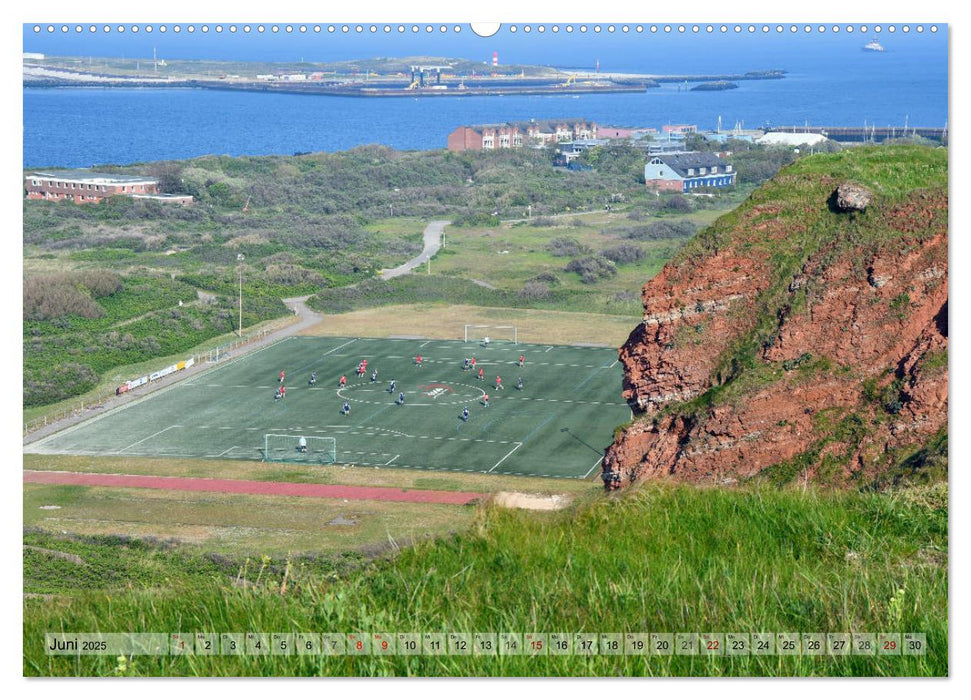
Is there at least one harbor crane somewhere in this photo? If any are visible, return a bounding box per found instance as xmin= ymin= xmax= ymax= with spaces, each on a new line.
xmin=407 ymin=65 xmax=452 ymax=89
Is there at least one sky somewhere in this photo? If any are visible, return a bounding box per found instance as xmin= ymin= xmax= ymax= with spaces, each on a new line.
xmin=21 ymin=21 xmax=947 ymax=76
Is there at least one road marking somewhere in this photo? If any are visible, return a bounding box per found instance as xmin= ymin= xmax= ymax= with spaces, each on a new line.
xmin=488 ymin=442 xmax=523 ymax=473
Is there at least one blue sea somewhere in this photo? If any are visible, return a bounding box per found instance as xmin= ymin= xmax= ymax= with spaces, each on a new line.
xmin=22 ymin=25 xmax=948 ymax=168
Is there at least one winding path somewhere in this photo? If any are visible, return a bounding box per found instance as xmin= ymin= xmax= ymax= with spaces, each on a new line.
xmin=380 ymin=220 xmax=450 ymax=280
xmin=25 ymin=218 xmax=446 ymax=443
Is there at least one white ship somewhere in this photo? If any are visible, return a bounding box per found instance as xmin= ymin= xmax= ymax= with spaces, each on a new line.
xmin=863 ymin=38 xmax=885 ymax=52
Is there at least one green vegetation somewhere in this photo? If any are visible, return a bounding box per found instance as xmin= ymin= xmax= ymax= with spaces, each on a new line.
xmin=22 ymin=139 xmax=808 ymax=410
xmin=24 ymin=482 xmax=947 ymax=676
xmin=664 ymin=145 xmax=947 ymax=413
xmin=21 ymin=140 xmax=948 ymax=678
xmin=23 ymin=271 xmax=286 ymax=407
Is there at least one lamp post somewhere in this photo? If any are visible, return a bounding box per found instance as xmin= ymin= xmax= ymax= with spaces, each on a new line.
xmin=237 ymin=253 xmax=245 ymax=337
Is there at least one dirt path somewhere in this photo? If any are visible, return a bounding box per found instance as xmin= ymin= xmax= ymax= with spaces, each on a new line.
xmin=380 ymin=220 xmax=450 ymax=280
xmin=23 ymin=296 xmax=322 ymax=445
xmin=23 ymin=470 xmax=485 ymax=505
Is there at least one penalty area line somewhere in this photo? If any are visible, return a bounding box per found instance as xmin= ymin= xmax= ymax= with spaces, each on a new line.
xmin=487 ymin=442 xmax=523 ymax=473
xmin=321 ymin=338 xmax=358 ymax=357
xmin=117 ymin=425 xmax=182 ymax=454
xmin=584 ymin=456 xmax=604 ymax=479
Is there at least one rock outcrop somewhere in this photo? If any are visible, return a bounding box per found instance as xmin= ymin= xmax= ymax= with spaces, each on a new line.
xmin=834 ymin=182 xmax=873 ymax=211
xmin=603 ymin=147 xmax=947 ymax=489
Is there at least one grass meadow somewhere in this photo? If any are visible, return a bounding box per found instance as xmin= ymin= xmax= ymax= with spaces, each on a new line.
xmin=24 ymin=482 xmax=947 ymax=676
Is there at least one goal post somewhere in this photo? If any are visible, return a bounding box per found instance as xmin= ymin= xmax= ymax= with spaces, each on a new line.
xmin=464 ymin=324 xmax=518 ymax=345
xmin=263 ymin=434 xmax=337 ymax=465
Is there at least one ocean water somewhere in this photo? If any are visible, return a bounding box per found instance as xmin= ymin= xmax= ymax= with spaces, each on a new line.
xmin=22 ymin=27 xmax=948 ymax=168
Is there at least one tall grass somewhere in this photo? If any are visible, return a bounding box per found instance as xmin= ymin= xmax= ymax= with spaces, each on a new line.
xmin=24 ymin=483 xmax=947 ymax=676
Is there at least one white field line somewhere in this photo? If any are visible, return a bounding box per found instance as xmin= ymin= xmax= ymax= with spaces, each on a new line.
xmin=25 ymin=336 xmax=296 ymax=449
xmin=321 ymin=338 xmax=358 ymax=357
xmin=385 ymin=454 xmax=400 ymax=465
xmin=117 ymin=425 xmax=182 ymax=454
xmin=217 ymin=445 xmax=238 ymax=457
xmin=488 ymin=442 xmax=524 ymax=473
xmin=584 ymin=456 xmax=604 ymax=479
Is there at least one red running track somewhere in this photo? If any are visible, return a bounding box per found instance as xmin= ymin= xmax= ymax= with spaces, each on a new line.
xmin=23 ymin=470 xmax=485 ymax=505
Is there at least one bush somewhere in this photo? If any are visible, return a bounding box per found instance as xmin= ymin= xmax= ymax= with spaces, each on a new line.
xmin=664 ymin=195 xmax=693 ymax=213
xmin=620 ymin=220 xmax=697 ymax=240
xmin=519 ymin=281 xmax=550 ymax=300
xmin=602 ymin=243 xmax=645 ymax=264
xmin=546 ymin=237 xmax=588 ymax=257
xmin=564 ymin=255 xmax=618 ymax=284
xmin=23 ymin=271 xmax=123 ymax=321
xmin=527 ymin=272 xmax=561 ymax=287
xmin=23 ymin=362 xmax=99 ymax=406
xmin=452 ymin=211 xmax=500 ymax=227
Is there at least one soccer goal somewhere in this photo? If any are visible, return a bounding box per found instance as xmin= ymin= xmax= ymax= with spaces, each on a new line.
xmin=464 ymin=324 xmax=518 ymax=345
xmin=263 ymin=434 xmax=337 ymax=465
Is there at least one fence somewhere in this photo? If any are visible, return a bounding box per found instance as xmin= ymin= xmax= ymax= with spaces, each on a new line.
xmin=23 ymin=318 xmax=293 ymax=437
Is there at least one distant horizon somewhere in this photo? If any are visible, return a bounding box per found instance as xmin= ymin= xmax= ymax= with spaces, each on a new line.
xmin=22 ymin=22 xmax=947 ymax=167
xmin=22 ymin=23 xmax=946 ymax=76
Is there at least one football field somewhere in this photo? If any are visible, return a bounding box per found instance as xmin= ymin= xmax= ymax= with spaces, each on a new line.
xmin=26 ymin=336 xmax=630 ymax=479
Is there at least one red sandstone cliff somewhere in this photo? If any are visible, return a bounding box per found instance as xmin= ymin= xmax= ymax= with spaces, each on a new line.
xmin=602 ymin=148 xmax=948 ymax=489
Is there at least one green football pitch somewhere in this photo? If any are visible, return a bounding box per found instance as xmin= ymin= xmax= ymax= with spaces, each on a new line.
xmin=27 ymin=337 xmax=631 ymax=479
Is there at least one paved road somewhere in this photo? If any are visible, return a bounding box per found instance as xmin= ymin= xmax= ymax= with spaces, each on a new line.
xmin=380 ymin=220 xmax=450 ymax=280
xmin=24 ymin=470 xmax=485 ymax=505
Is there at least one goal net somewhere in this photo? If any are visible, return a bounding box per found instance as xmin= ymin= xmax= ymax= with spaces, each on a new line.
xmin=464 ymin=324 xmax=518 ymax=345
xmin=263 ymin=434 xmax=337 ymax=465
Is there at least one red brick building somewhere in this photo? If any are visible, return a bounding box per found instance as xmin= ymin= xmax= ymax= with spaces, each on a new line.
xmin=447 ymin=120 xmax=597 ymax=152
xmin=25 ymin=170 xmax=171 ymax=204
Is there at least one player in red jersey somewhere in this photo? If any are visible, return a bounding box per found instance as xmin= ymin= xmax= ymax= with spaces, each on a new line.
xmin=415 ymin=354 xmax=423 ymax=367
xmin=496 ymin=375 xmax=503 ymax=390
xmin=478 ymin=367 xmax=485 ymax=381
xmin=339 ymin=375 xmax=347 ymax=388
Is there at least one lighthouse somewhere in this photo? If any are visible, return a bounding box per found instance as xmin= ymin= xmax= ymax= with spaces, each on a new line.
xmin=493 ymin=51 xmax=498 ymax=67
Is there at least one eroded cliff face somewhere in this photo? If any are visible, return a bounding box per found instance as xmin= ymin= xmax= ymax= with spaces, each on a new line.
xmin=602 ymin=149 xmax=947 ymax=489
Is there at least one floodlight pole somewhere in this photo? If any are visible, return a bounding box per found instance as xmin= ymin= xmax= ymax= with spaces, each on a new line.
xmin=237 ymin=253 xmax=245 ymax=337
